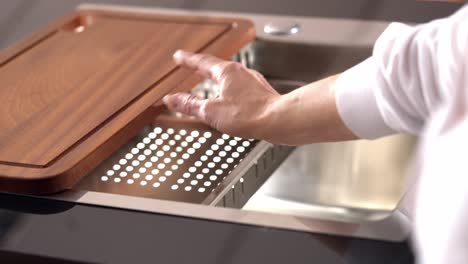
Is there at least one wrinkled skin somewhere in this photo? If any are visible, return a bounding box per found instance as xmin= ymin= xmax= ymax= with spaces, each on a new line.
xmin=163 ymin=50 xmax=357 ymax=145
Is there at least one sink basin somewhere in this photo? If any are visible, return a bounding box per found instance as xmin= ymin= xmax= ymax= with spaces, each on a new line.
xmin=243 ymin=40 xmax=372 ymax=83
xmin=244 ymin=136 xmax=416 ymax=221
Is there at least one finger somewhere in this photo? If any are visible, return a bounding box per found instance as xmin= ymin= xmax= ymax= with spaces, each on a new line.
xmin=162 ymin=93 xmax=208 ymax=121
xmin=173 ymin=50 xmax=233 ymax=82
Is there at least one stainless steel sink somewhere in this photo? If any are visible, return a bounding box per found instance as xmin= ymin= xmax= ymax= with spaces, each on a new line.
xmin=47 ymin=4 xmax=416 ymax=241
xmin=244 ymin=136 xmax=416 ymax=222
xmin=88 ymin=2 xmax=417 ymax=224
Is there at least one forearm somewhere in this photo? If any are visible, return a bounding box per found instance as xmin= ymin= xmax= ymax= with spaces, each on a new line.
xmin=260 ymin=75 xmax=358 ymax=145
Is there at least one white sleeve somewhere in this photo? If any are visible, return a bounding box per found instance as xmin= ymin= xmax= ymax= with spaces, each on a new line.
xmin=335 ymin=4 xmax=468 ymax=139
xmin=335 ymin=5 xmax=468 ymax=264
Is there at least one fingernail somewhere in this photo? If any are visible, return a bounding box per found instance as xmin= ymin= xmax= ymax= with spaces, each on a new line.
xmin=173 ymin=50 xmax=186 ymax=63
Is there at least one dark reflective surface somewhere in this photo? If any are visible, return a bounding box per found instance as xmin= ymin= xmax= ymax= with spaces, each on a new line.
xmin=0 ymin=192 xmax=414 ymax=264
xmin=0 ymin=250 xmax=87 ymax=264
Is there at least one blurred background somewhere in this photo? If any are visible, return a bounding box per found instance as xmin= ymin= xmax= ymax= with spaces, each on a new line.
xmin=0 ymin=0 xmax=462 ymax=50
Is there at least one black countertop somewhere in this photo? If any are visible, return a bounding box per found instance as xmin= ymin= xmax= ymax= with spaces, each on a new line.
xmin=0 ymin=193 xmax=414 ymax=264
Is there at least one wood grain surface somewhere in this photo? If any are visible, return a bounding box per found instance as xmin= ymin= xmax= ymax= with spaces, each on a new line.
xmin=0 ymin=9 xmax=255 ymax=194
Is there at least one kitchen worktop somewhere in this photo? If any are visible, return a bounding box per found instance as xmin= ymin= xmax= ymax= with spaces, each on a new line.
xmin=0 ymin=193 xmax=414 ymax=264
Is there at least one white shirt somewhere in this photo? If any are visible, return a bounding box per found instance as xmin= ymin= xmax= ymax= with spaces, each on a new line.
xmin=335 ymin=4 xmax=468 ymax=264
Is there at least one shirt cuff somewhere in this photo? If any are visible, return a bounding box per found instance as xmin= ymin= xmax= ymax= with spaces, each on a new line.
xmin=335 ymin=57 xmax=396 ymax=139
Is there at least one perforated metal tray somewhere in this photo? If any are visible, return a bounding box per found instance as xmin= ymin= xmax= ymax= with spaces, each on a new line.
xmin=75 ymin=114 xmax=293 ymax=208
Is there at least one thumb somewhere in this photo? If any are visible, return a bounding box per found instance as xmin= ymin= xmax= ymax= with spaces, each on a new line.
xmin=163 ymin=93 xmax=207 ymax=120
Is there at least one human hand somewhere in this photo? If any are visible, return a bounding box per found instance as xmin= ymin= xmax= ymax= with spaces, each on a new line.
xmin=163 ymin=50 xmax=280 ymax=139
xmin=164 ymin=50 xmax=357 ymax=145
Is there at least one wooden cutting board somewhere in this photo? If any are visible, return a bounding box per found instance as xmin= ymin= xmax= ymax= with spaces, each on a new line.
xmin=0 ymin=9 xmax=255 ymax=194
